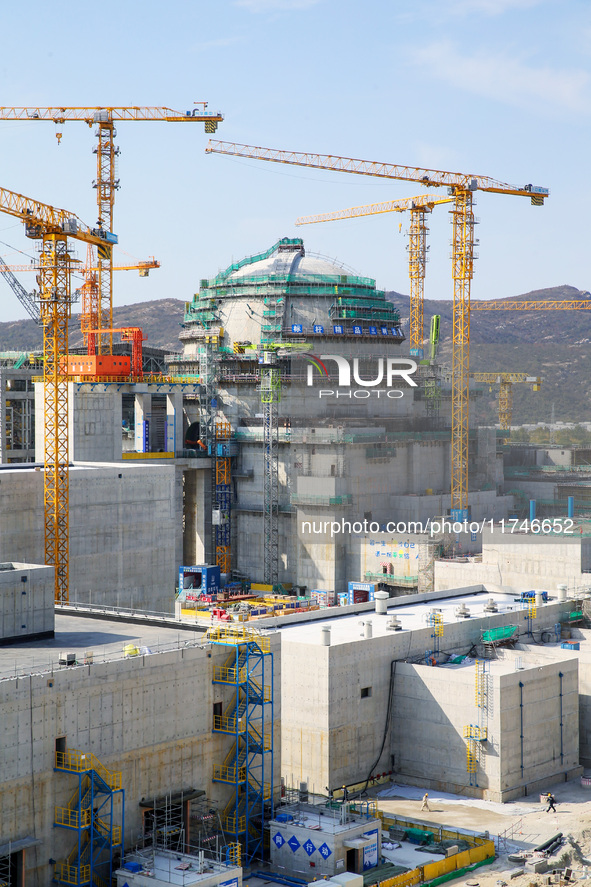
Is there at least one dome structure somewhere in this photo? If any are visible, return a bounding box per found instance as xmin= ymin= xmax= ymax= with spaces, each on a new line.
xmin=185 ymin=237 xmax=404 ymax=348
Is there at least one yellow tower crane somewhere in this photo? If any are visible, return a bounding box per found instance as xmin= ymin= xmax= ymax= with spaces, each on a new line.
xmin=0 ymin=185 xmax=118 ymax=603
xmin=0 ymin=105 xmax=222 ymax=351
xmin=471 ymin=372 xmax=541 ymax=433
xmin=206 ymin=140 xmax=549 ymax=518
xmin=471 ymin=298 xmax=591 ymax=311
xmin=296 ymin=193 xmax=452 ymax=357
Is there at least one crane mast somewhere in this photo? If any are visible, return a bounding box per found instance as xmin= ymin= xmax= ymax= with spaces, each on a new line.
xmin=0 ymin=184 xmax=117 ymax=603
xmin=208 ymin=140 xmax=548 ymax=517
xmin=0 ymin=104 xmax=223 ymax=352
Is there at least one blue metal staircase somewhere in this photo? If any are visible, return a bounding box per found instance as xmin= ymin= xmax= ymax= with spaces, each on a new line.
xmin=53 ymin=750 xmax=124 ymax=886
xmin=210 ymin=625 xmax=274 ymax=862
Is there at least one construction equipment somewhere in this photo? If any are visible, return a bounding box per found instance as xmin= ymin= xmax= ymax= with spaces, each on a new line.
xmin=0 ymin=184 xmax=118 ymax=603
xmin=472 ymin=298 xmax=591 ymax=311
xmin=0 ymin=105 xmax=222 ymax=351
xmin=296 ymin=193 xmax=452 ymax=357
xmin=0 ymin=257 xmax=159 ymax=274
xmin=206 ymin=140 xmax=549 ymax=518
xmin=471 ymin=372 xmax=541 ymax=433
xmin=78 ymin=246 xmax=156 ymax=353
xmin=0 ymin=254 xmax=41 ymax=323
xmin=85 ymin=327 xmax=146 ymax=379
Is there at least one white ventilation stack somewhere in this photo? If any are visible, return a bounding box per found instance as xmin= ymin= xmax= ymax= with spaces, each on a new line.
xmin=557 ymin=584 xmax=567 ymax=602
xmin=321 ymin=625 xmax=331 ymax=646
xmin=375 ymin=590 xmax=389 ymax=614
xmin=364 ymin=620 xmax=373 ymax=639
xmin=455 ymin=603 xmax=471 ymax=618
xmin=484 ymin=598 xmax=498 ymax=613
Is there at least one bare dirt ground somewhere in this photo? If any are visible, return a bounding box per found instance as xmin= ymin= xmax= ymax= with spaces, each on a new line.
xmin=371 ymin=777 xmax=591 ymax=887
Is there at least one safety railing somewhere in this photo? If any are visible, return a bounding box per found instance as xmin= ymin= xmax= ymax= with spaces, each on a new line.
xmin=214 ymin=713 xmax=247 ymax=733
xmin=213 ymin=763 xmax=247 ymax=783
xmin=55 ymin=750 xmax=122 ymax=790
xmin=53 ymin=862 xmax=91 ymax=885
xmin=208 ymin=624 xmax=271 ymax=652
xmin=212 ymin=664 xmax=249 ymax=685
xmin=54 ymin=805 xmax=91 ymax=829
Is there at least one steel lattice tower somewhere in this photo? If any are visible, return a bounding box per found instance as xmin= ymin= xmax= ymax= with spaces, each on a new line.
xmin=261 ymin=356 xmax=280 ymax=586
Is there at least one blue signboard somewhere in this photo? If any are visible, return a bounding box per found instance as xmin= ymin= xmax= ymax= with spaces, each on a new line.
xmin=352 ymin=325 xmax=362 ymax=335
xmin=313 ymin=325 xmax=324 ymax=334
xmin=303 ymin=839 xmax=316 ymax=856
xmin=369 ymin=326 xmax=377 ymax=335
xmin=381 ymin=326 xmax=389 ymax=335
xmin=273 ymin=832 xmax=285 ymax=848
xmin=291 ymin=324 xmax=303 ymax=333
xmin=363 ymin=829 xmax=379 ymax=870
xmin=288 ymin=836 xmax=301 ymax=852
xmin=318 ymin=843 xmax=332 ymax=859
xmin=333 ymin=324 xmax=344 ymax=334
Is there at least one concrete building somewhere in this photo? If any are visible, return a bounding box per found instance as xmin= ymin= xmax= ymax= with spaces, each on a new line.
xmin=269 ymin=801 xmax=381 ymax=878
xmin=175 ymin=237 xmax=513 ymax=591
xmin=0 ymin=561 xmax=54 ymax=644
xmin=434 ymin=527 xmax=591 ymax=594
xmin=0 ymin=460 xmax=210 ymax=613
xmin=0 ymin=612 xmax=280 ymax=886
xmin=0 ymin=356 xmax=40 ymax=463
xmin=279 ymin=586 xmax=583 ymax=802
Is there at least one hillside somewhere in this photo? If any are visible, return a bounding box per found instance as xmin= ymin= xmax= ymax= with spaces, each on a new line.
xmin=387 ymin=284 xmax=591 ymax=425
xmin=0 ymin=285 xmax=589 ymax=424
xmin=0 ymin=298 xmax=187 ymax=354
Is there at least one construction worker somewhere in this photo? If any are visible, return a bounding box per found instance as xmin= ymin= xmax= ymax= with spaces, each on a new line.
xmin=421 ymin=792 xmax=430 ymax=811
xmin=546 ymin=793 xmax=557 ymax=813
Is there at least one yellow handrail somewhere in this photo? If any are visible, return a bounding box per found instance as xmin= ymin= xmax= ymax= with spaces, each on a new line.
xmin=55 ymin=750 xmax=122 ymax=789
xmin=54 ymin=862 xmax=91 ymax=885
xmin=54 ymin=805 xmax=91 ymax=829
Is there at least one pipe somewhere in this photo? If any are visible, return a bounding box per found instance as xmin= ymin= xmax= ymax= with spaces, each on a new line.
xmin=529 ymin=500 xmax=536 ymax=521
xmin=519 ymin=681 xmax=524 ymax=777
xmin=559 ymin=672 xmax=564 ymax=764
xmin=535 ymin=833 xmax=562 ymax=853
xmin=568 ymin=496 xmax=574 ymax=518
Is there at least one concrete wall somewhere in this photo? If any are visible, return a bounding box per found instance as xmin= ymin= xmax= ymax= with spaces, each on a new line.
xmin=435 ymin=532 xmax=591 ymax=594
xmin=0 ymin=562 xmax=54 ymax=643
xmin=0 ymin=464 xmax=186 ymax=613
xmin=0 ymin=632 xmax=281 ymax=887
xmin=281 ymin=599 xmax=580 ymax=800
xmin=392 ymin=658 xmax=579 ymax=801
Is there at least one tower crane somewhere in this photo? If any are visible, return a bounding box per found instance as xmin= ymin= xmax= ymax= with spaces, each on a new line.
xmin=0 ymin=184 xmax=118 ymax=603
xmin=0 ymin=105 xmax=222 ymax=352
xmin=471 ymin=373 xmax=541 ymax=433
xmin=206 ymin=140 xmax=549 ymax=518
xmin=296 ymin=193 xmax=452 ymax=357
xmin=0 ymin=255 xmax=41 ymax=322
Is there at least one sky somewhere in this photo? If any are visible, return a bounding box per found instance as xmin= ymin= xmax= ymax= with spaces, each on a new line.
xmin=0 ymin=0 xmax=588 ymax=323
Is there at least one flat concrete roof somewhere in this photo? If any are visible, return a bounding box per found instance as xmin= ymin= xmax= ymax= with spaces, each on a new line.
xmin=279 ymin=589 xmax=535 ymax=645
xmin=0 ymin=612 xmax=205 ymax=681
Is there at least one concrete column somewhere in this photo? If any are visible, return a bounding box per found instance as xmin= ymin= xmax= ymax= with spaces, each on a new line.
xmin=134 ymin=393 xmax=151 ymax=453
xmin=165 ymin=392 xmax=183 ymax=454
xmin=183 ymin=467 xmax=211 ymax=565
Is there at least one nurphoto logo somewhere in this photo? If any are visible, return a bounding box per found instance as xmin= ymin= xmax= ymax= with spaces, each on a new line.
xmin=305 ymin=354 xmax=418 ymax=399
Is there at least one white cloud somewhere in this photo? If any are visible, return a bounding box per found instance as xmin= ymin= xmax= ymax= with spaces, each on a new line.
xmin=235 ymin=0 xmax=320 ymax=11
xmin=409 ymin=40 xmax=590 ymax=114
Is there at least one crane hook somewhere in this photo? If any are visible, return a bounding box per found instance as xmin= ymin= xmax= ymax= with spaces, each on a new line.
xmin=56 ymin=132 xmax=63 ymax=145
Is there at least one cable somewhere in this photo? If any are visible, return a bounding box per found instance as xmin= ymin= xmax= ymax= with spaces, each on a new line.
xmin=356 ymin=659 xmax=397 ymax=797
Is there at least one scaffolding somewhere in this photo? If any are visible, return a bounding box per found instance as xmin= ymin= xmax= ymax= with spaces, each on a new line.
xmin=53 ymin=748 xmax=124 ymax=887
xmin=260 ymin=353 xmax=281 ymax=586
xmin=209 ymin=625 xmax=274 ymax=863
xmin=0 ymin=852 xmax=10 ymax=887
